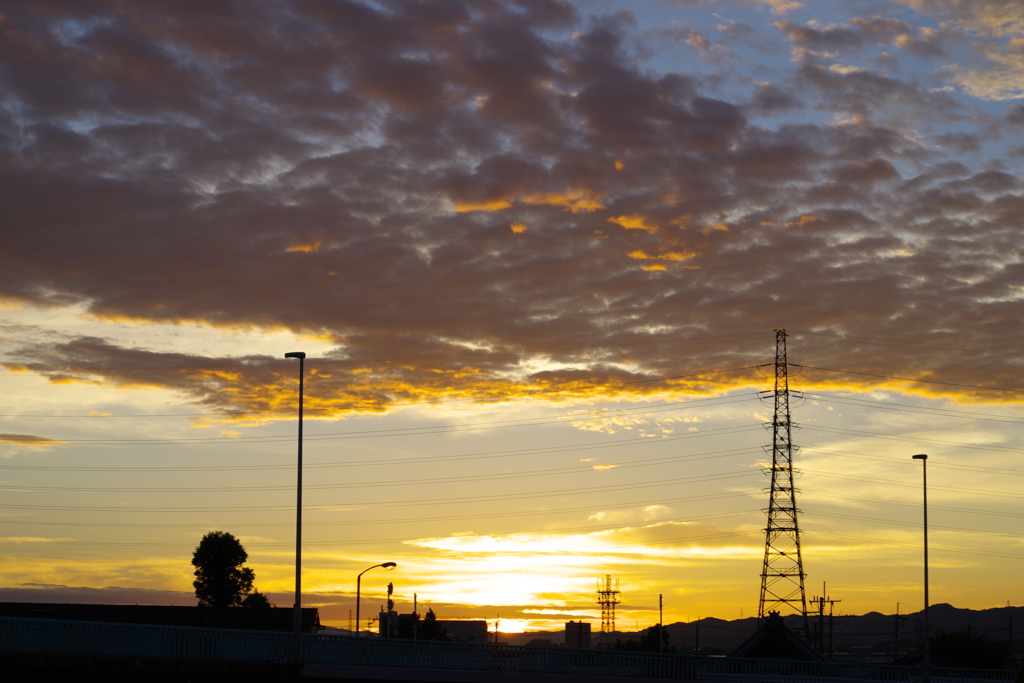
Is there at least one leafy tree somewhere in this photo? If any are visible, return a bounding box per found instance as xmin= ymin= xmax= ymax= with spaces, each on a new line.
xmin=930 ymin=630 xmax=1011 ymax=669
xmin=238 ymin=588 xmax=274 ymax=629
xmin=417 ymin=607 xmax=444 ymax=640
xmin=192 ymin=531 xmax=257 ymax=609
xmin=241 ymin=590 xmax=272 ymax=609
xmin=615 ymin=626 xmax=674 ymax=653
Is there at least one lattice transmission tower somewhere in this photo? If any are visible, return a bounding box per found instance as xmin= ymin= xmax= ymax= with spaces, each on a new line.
xmin=757 ymin=329 xmax=809 ymax=636
xmin=597 ymin=575 xmax=620 ymax=633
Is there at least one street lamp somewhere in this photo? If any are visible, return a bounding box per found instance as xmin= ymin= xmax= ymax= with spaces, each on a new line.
xmin=356 ymin=562 xmax=397 ymax=637
xmin=285 ymin=351 xmax=306 ymax=663
xmin=912 ymin=453 xmax=929 ymax=683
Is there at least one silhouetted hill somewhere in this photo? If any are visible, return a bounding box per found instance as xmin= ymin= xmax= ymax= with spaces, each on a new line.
xmin=507 ymin=605 xmax=1023 ymax=657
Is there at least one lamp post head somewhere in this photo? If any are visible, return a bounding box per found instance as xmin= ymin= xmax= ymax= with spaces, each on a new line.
xmin=285 ymin=351 xmax=306 ymax=360
xmin=383 ymin=562 xmax=397 ymax=570
xmin=912 ymin=454 xmax=928 ymax=460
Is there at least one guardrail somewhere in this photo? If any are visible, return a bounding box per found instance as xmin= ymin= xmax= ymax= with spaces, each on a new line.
xmin=1 ymin=616 xmax=1018 ymax=682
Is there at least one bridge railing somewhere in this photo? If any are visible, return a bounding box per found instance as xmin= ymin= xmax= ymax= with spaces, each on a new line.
xmin=1 ymin=616 xmax=1017 ymax=682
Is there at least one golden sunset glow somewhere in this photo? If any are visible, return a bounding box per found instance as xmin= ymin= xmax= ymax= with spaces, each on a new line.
xmin=3 ymin=0 xmax=1024 ymax=639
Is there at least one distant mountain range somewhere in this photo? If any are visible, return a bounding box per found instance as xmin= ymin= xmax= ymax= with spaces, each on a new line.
xmin=502 ymin=604 xmax=1023 ymax=656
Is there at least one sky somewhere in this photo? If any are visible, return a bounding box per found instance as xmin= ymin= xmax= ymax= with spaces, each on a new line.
xmin=2 ymin=0 xmax=1024 ymax=635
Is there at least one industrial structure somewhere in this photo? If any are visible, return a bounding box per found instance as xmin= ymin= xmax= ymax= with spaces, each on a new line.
xmin=757 ymin=329 xmax=810 ymax=636
xmin=597 ymin=575 xmax=620 ymax=634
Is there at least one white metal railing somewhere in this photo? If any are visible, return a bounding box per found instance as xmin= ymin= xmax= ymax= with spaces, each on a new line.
xmin=1 ymin=617 xmax=1017 ymax=682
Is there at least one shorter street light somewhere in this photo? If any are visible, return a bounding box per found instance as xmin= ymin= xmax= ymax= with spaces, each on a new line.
xmin=356 ymin=562 xmax=397 ymax=637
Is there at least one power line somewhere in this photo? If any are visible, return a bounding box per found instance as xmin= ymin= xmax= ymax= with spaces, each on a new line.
xmin=0 ymin=439 xmax=760 ymax=474
xmin=0 ymin=470 xmax=762 ymax=512
xmin=802 ymin=529 xmax=1024 ymax=561
xmin=0 ymin=387 xmax=761 ymax=436
xmin=803 ymin=393 xmax=1024 ymax=426
xmin=8 ymin=512 xmax=763 ymax=551
xmin=0 ymin=492 xmax=758 ymax=529
xmin=808 ymin=490 xmax=1024 ymax=521
xmin=802 ymin=423 xmax=1024 ymax=457
xmin=802 ymin=468 xmax=1024 ymax=501
xmin=804 ymin=508 xmax=1024 ymax=540
xmin=0 ymin=446 xmax=763 ymax=494
xmin=0 ymin=396 xmax=762 ymax=446
xmin=801 ymin=447 xmax=1024 ymax=478
xmin=795 ymin=331 xmax=1024 ymax=357
xmin=1 ymin=527 xmax=766 ymax=553
xmin=797 ymin=364 xmax=1024 ymax=395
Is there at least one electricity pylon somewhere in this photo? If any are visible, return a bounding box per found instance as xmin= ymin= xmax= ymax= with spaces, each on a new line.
xmin=597 ymin=575 xmax=620 ymax=633
xmin=757 ymin=329 xmax=809 ymax=636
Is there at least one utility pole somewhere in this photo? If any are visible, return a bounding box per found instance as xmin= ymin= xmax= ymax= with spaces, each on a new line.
xmin=827 ymin=596 xmax=841 ymax=657
xmin=810 ymin=593 xmax=825 ymax=652
xmin=659 ymin=594 xmax=664 ymax=654
xmin=758 ymin=329 xmax=809 ymax=638
xmin=893 ymin=602 xmax=908 ymax=657
xmin=810 ymin=583 xmax=840 ymax=655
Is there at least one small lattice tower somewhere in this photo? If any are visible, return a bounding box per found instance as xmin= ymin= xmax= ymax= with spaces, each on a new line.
xmin=757 ymin=329 xmax=809 ymax=636
xmin=597 ymin=575 xmax=620 ymax=633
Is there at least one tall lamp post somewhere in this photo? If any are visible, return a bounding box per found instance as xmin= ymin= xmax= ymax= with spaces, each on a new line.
xmin=285 ymin=351 xmax=306 ymax=663
xmin=912 ymin=453 xmax=929 ymax=683
xmin=356 ymin=562 xmax=397 ymax=637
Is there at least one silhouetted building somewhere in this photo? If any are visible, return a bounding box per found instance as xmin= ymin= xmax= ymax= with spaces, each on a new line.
xmin=565 ymin=620 xmax=592 ymax=649
xmin=438 ymin=620 xmax=489 ymax=643
xmin=379 ymin=612 xmax=489 ymax=643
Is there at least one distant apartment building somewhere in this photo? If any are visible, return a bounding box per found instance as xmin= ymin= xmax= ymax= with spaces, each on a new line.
xmin=565 ymin=620 xmax=592 ymax=649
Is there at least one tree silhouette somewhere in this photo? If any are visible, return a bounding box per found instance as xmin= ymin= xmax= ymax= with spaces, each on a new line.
xmin=192 ymin=531 xmax=257 ymax=609
xmin=418 ymin=607 xmax=444 ymax=640
xmin=930 ymin=630 xmax=1011 ymax=669
xmin=615 ymin=625 xmax=674 ymax=653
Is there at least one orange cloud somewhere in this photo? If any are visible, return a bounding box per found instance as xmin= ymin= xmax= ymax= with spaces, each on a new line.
xmin=454 ymin=198 xmax=514 ymax=212
xmin=510 ymin=221 xmax=527 ymax=233
xmin=608 ymin=215 xmax=659 ymax=233
xmin=455 ymin=189 xmax=604 ymax=214
xmin=0 ymin=433 xmax=64 ymax=445
xmin=286 ymin=241 xmax=322 ymax=253
xmin=522 ymin=189 xmax=605 ymax=213
xmin=787 ymin=215 xmax=825 ymax=228
xmin=699 ymin=222 xmax=729 ymax=235
xmin=627 ymin=249 xmax=698 ymax=262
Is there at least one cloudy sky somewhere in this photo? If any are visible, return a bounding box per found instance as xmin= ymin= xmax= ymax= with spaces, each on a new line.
xmin=3 ymin=0 xmax=1024 ymax=634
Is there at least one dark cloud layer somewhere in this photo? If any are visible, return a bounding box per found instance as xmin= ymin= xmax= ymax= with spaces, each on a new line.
xmin=2 ymin=1 xmax=1024 ymax=412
